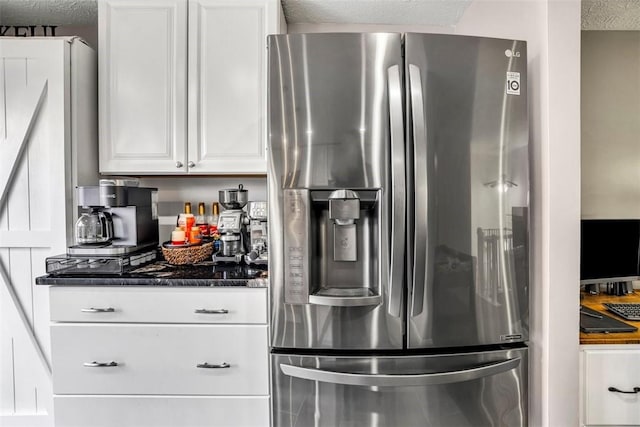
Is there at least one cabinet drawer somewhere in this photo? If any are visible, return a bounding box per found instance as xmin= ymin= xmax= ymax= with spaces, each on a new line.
xmin=583 ymin=349 xmax=640 ymax=425
xmin=54 ymin=395 xmax=269 ymax=427
xmin=50 ymin=286 xmax=267 ymax=324
xmin=52 ymin=324 xmax=269 ymax=395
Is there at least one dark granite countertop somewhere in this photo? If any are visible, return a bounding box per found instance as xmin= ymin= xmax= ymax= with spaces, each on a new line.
xmin=36 ymin=260 xmax=268 ymax=287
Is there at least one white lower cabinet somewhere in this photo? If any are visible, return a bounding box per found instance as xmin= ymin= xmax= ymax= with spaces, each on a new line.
xmin=54 ymin=396 xmax=269 ymax=427
xmin=580 ymin=345 xmax=640 ymax=426
xmin=50 ymin=286 xmax=270 ymax=427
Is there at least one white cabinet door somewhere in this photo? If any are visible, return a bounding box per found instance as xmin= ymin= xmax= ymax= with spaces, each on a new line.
xmin=187 ymin=0 xmax=280 ymax=174
xmin=99 ymin=0 xmax=188 ymax=174
xmin=51 ymin=324 xmax=269 ymax=395
xmin=582 ymin=348 xmax=640 ymax=426
xmin=55 ymin=395 xmax=269 ymax=427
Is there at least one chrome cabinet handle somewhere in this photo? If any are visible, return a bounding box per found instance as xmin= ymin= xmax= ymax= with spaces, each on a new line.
xmin=194 ymin=309 xmax=229 ymax=314
xmin=83 ymin=361 xmax=118 ymax=368
xmin=280 ymin=357 xmax=520 ymax=387
xmin=387 ymin=63 xmax=406 ymax=318
xmin=176 ymin=161 xmax=183 ymax=168
xmin=81 ymin=307 xmax=115 ymax=313
xmin=188 ymin=161 xmax=196 ymax=168
xmin=197 ymin=362 xmax=230 ymax=369
xmin=608 ymin=386 xmax=640 ymax=394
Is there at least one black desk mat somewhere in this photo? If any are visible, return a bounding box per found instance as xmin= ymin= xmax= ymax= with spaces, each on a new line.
xmin=580 ymin=305 xmax=638 ymax=333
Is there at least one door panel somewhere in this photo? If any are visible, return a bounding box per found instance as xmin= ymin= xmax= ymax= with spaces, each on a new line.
xmin=406 ymin=33 xmax=529 ymax=348
xmin=272 ymin=348 xmax=528 ymax=427
xmin=268 ymin=33 xmax=404 ymax=350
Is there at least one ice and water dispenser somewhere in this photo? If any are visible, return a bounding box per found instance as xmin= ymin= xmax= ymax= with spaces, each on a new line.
xmin=283 ymin=188 xmax=382 ymax=307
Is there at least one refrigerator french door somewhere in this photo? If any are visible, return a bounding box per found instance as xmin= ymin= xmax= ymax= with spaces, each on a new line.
xmin=268 ymin=32 xmax=529 ymax=427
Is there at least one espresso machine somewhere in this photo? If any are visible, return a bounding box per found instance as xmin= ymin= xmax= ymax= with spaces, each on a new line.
xmin=213 ymin=184 xmax=248 ymax=264
xmin=244 ymin=201 xmax=268 ymax=266
xmin=45 ymin=179 xmax=159 ymax=275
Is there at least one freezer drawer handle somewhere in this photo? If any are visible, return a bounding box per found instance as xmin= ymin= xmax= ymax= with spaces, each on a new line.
xmin=280 ymin=357 xmax=520 ymax=387
xmin=81 ymin=307 xmax=115 ymax=313
xmin=608 ymin=386 xmax=640 ymax=394
xmin=83 ymin=361 xmax=118 ymax=368
xmin=194 ymin=308 xmax=229 ymax=314
xmin=197 ymin=362 xmax=231 ymax=369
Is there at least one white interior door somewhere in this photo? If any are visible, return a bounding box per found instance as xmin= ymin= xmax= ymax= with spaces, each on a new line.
xmin=0 ymin=39 xmax=75 ymax=427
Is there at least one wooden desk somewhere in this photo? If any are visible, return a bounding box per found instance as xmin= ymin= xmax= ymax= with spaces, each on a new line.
xmin=580 ymin=291 xmax=640 ymax=344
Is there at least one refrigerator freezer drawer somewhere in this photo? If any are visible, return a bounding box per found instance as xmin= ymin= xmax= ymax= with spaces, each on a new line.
xmin=272 ymin=347 xmax=527 ymax=427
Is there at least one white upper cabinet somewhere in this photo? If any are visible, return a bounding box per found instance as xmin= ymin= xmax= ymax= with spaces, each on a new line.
xmin=99 ymin=0 xmax=188 ymax=173
xmin=99 ymin=0 xmax=285 ymax=175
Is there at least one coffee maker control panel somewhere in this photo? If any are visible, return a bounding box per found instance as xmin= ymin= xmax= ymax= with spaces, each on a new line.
xmin=248 ymin=201 xmax=268 ymax=220
xmin=218 ymin=213 xmax=242 ymax=233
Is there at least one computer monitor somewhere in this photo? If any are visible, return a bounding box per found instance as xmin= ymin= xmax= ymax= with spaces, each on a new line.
xmin=580 ymin=219 xmax=640 ymax=285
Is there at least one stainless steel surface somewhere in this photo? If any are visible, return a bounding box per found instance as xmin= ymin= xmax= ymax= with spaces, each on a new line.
xmin=282 ymin=189 xmax=310 ymax=305
xmin=408 ymin=63 xmax=428 ymax=318
xmin=272 ymin=348 xmax=527 ymax=427
xmin=308 ymin=287 xmax=382 ymax=307
xmin=81 ymin=307 xmax=115 ymax=313
xmin=245 ymin=201 xmax=269 ymax=265
xmin=196 ymin=362 xmax=231 ymax=369
xmin=405 ymin=33 xmax=529 ymax=348
xmin=280 ymin=357 xmax=520 ymax=387
xmin=269 ymin=33 xmax=403 ymax=350
xmin=194 ymin=308 xmax=229 ymax=314
xmin=387 ymin=63 xmax=405 ymax=318
xmin=219 ymin=233 xmax=242 ymax=257
xmin=218 ymin=184 xmax=248 ymax=210
xmin=83 ymin=361 xmax=118 ymax=368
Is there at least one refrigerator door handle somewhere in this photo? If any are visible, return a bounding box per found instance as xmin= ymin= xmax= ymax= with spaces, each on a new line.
xmin=409 ymin=63 xmax=428 ymax=317
xmin=387 ymin=64 xmax=405 ymax=318
xmin=280 ymin=357 xmax=521 ymax=387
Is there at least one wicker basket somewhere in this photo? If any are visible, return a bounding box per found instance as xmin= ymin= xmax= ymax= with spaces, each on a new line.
xmin=161 ymin=241 xmax=214 ymax=265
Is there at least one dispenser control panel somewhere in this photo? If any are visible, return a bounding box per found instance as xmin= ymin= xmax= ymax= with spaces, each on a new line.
xmin=283 ymin=189 xmax=309 ymax=304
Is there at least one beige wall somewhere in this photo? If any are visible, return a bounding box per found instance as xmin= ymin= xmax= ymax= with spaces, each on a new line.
xmin=582 ymin=31 xmax=640 ymax=218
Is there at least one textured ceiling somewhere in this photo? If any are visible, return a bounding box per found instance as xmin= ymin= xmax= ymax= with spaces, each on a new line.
xmin=0 ymin=0 xmax=97 ymax=26
xmin=582 ymin=0 xmax=640 ymax=30
xmin=282 ymin=0 xmax=471 ymax=26
xmin=0 ymin=0 xmax=638 ymax=30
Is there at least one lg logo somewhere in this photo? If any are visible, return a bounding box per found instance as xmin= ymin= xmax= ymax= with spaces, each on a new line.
xmin=504 ymin=49 xmax=521 ymax=58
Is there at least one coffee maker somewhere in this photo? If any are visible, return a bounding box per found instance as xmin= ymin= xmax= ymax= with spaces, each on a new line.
xmin=213 ymin=184 xmax=248 ymax=264
xmin=68 ymin=178 xmax=159 ymax=255
xmin=244 ymin=201 xmax=268 ymax=265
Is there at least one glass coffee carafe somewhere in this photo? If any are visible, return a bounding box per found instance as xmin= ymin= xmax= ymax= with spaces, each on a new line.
xmin=75 ymin=209 xmax=114 ymax=245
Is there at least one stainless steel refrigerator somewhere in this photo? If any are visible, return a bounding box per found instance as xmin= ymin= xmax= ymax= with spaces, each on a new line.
xmin=267 ymin=33 xmax=529 ymax=427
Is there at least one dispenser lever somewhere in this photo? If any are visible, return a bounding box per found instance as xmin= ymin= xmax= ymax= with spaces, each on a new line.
xmin=328 ymin=190 xmax=360 ymax=262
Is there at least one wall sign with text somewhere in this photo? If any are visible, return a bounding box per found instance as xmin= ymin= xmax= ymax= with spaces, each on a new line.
xmin=0 ymin=26 xmax=58 ymax=37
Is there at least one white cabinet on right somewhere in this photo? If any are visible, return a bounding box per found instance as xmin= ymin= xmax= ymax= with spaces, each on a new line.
xmin=99 ymin=0 xmax=285 ymax=175
xmin=580 ymin=345 xmax=640 ymax=426
xmin=188 ymin=0 xmax=282 ymax=174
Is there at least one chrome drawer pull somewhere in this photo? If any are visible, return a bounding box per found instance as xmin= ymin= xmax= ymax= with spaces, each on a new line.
xmin=81 ymin=307 xmax=115 ymax=313
xmin=194 ymin=309 xmax=229 ymax=314
xmin=608 ymin=386 xmax=640 ymax=394
xmin=83 ymin=361 xmax=118 ymax=368
xmin=197 ymin=362 xmax=231 ymax=369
